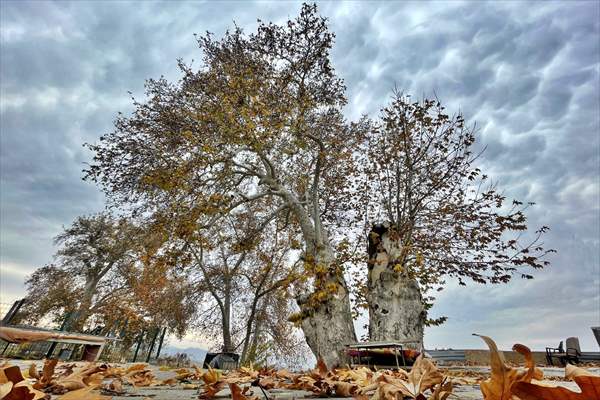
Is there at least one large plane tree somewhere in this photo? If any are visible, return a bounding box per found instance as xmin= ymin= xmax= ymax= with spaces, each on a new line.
xmin=361 ymin=94 xmax=553 ymax=348
xmin=85 ymin=4 xmax=551 ymax=366
xmin=86 ymin=4 xmax=363 ymax=366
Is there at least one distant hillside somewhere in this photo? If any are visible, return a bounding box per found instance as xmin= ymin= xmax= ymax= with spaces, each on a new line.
xmin=161 ymin=345 xmax=207 ymax=364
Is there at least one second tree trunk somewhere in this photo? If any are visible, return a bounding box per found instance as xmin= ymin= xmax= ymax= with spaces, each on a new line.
xmin=366 ymin=223 xmax=426 ymax=349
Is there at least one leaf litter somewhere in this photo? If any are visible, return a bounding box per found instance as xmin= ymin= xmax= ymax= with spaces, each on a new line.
xmin=0 ymin=335 xmax=598 ymax=399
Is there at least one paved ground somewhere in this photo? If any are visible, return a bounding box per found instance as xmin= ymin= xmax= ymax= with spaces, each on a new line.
xmin=3 ymin=360 xmax=593 ymax=399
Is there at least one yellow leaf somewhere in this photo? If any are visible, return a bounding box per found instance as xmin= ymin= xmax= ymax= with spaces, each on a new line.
xmin=201 ymin=367 xmax=221 ymax=385
xmin=474 ymin=334 xmax=542 ymax=400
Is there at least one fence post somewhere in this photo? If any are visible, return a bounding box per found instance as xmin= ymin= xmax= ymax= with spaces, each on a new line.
xmin=155 ymin=327 xmax=167 ymax=360
xmin=1 ymin=299 xmax=26 ymax=325
xmin=132 ymin=330 xmax=145 ymax=363
xmin=145 ymin=327 xmax=160 ymax=363
xmin=1 ymin=301 xmax=18 ymax=325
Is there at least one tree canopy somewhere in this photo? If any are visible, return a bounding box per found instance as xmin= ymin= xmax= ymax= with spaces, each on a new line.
xmin=80 ymin=3 xmax=552 ymax=366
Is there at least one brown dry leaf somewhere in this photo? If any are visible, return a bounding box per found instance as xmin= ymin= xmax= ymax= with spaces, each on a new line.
xmin=239 ymin=365 xmax=260 ymax=379
xmin=28 ymin=363 xmax=39 ymax=380
xmin=161 ymin=377 xmax=178 ymax=386
xmin=0 ymin=365 xmax=25 ymax=384
xmin=51 ymin=363 xmax=110 ymax=393
xmin=474 ymin=334 xmax=542 ymax=400
xmin=229 ymin=383 xmax=258 ymax=400
xmin=57 ymin=385 xmax=110 ymax=400
xmin=55 ymin=376 xmax=87 ymax=392
xmin=102 ymin=378 xmax=125 ymax=395
xmin=371 ymin=374 xmax=418 ymax=400
xmin=3 ymin=380 xmax=49 ymax=400
xmin=175 ymin=371 xmax=194 ymax=381
xmin=102 ymin=366 xmax=125 ymax=378
xmin=257 ymin=376 xmax=279 ymax=389
xmin=56 ymin=364 xmax=77 ymax=378
xmin=334 ymin=380 xmax=359 ymax=397
xmin=0 ymin=365 xmax=48 ymax=400
xmin=198 ymin=382 xmax=225 ymax=399
xmin=275 ymin=369 xmax=296 ymax=380
xmin=84 ymin=372 xmax=105 ymax=387
xmin=126 ymin=369 xmax=157 ymax=387
xmin=125 ymin=363 xmax=147 ymax=373
xmin=409 ymin=355 xmax=445 ymax=393
xmin=42 ymin=359 xmax=58 ymax=382
xmin=174 ymin=367 xmax=190 ymax=374
xmin=0 ymin=381 xmax=13 ymax=398
xmin=316 ymin=358 xmax=328 ymax=377
xmin=287 ymin=375 xmax=318 ymax=391
xmin=338 ymin=367 xmax=372 ymax=387
xmin=511 ymin=363 xmax=600 ymax=399
xmin=430 ymin=379 xmax=453 ymax=400
xmin=369 ymin=356 xmax=444 ymax=399
xmin=33 ymin=359 xmax=58 ymax=389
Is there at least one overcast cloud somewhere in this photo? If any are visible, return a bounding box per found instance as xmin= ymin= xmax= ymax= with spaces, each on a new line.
xmin=1 ymin=1 xmax=599 ymax=351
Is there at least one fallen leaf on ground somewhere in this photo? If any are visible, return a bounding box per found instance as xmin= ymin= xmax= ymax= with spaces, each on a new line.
xmin=511 ymin=363 xmax=600 ymax=399
xmin=408 ymin=355 xmax=445 ymax=393
xmin=0 ymin=381 xmax=13 ymax=398
xmin=474 ymin=333 xmax=542 ymax=400
xmin=0 ymin=365 xmax=25 ymax=384
xmin=198 ymin=381 xmax=225 ymax=399
xmin=3 ymin=380 xmax=49 ymax=400
xmin=317 ymin=358 xmax=328 ymax=377
xmin=430 ymin=379 xmax=453 ymax=400
xmin=101 ymin=378 xmax=125 ymax=395
xmin=0 ymin=364 xmax=48 ymax=399
xmin=28 ymin=363 xmax=39 ymax=380
xmin=126 ymin=369 xmax=158 ymax=387
xmin=333 ymin=380 xmax=359 ymax=397
xmin=201 ymin=367 xmax=221 ymax=385
xmin=125 ymin=363 xmax=147 ymax=373
xmin=229 ymin=383 xmax=258 ymax=400
xmin=33 ymin=359 xmax=58 ymax=389
xmin=161 ymin=377 xmax=178 ymax=385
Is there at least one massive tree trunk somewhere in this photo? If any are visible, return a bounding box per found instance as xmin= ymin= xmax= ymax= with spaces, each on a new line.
xmin=296 ymin=244 xmax=356 ymax=368
xmin=366 ymin=223 xmax=426 ymax=349
xmin=66 ymin=275 xmax=99 ymax=332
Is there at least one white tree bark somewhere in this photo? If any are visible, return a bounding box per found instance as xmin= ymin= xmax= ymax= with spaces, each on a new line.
xmin=263 ymin=177 xmax=356 ymax=367
xmin=366 ymin=223 xmax=426 ymax=349
xmin=296 ymin=244 xmax=356 ymax=368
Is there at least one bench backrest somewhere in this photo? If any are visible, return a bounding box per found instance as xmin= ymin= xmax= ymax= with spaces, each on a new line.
xmin=566 ymin=337 xmax=581 ymax=352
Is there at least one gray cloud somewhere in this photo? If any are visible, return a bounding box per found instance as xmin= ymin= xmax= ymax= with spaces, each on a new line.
xmin=1 ymin=0 xmax=598 ymax=350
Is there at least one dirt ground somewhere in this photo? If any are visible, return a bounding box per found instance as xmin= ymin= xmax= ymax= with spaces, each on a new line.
xmin=3 ymin=359 xmax=595 ymax=399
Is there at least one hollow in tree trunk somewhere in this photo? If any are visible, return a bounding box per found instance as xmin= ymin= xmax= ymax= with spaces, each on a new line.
xmin=366 ymin=223 xmax=426 ymax=349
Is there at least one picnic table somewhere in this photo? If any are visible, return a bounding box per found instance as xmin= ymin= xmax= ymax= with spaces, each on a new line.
xmin=346 ymin=340 xmax=421 ymax=369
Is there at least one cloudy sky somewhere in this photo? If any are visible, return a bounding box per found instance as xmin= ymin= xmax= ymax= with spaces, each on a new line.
xmin=1 ymin=1 xmax=599 ymax=352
